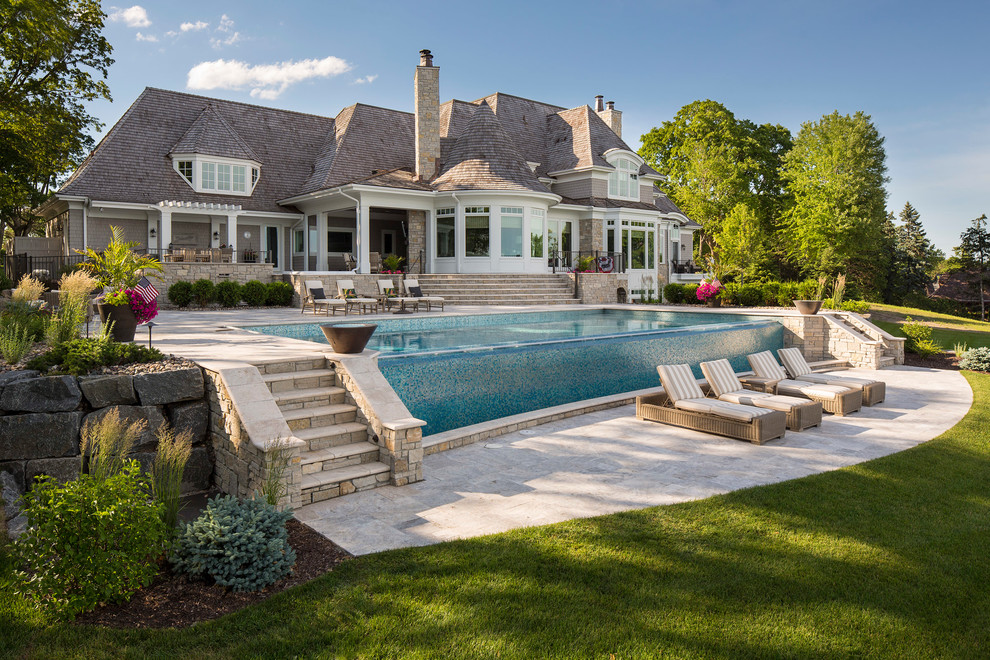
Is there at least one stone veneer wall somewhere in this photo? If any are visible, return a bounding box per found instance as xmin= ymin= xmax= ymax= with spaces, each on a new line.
xmin=159 ymin=262 xmax=276 ymax=294
xmin=1 ymin=367 xmax=213 ymax=537
xmin=569 ymin=272 xmax=629 ymax=304
xmin=407 ymin=210 xmax=426 ymax=271
xmin=773 ymin=312 xmax=903 ymax=369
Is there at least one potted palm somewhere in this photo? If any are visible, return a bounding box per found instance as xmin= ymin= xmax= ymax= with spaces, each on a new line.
xmin=77 ymin=226 xmax=164 ymax=341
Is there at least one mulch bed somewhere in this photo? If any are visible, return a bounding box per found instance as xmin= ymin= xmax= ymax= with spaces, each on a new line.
xmin=904 ymin=352 xmax=961 ymax=371
xmin=74 ymin=519 xmax=350 ymax=629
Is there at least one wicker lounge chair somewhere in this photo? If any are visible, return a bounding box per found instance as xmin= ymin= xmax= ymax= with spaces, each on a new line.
xmin=402 ymin=278 xmax=444 ymax=311
xmin=335 ymin=279 xmax=379 ymax=314
xmin=301 ymin=280 xmax=346 ymax=316
xmin=636 ymin=364 xmax=787 ymax=444
xmin=777 ymin=348 xmax=886 ymax=406
xmin=700 ymin=359 xmax=822 ymax=431
xmin=376 ymin=279 xmax=420 ymax=312
xmin=745 ymin=351 xmax=862 ymax=416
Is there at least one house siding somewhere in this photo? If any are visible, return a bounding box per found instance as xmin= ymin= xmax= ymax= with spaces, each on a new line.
xmin=552 ymin=178 xmax=592 ymax=200
xmin=87 ymin=217 xmax=147 ymax=252
xmin=591 ymin=178 xmax=608 ymax=199
xmin=639 ymin=182 xmax=655 ymax=205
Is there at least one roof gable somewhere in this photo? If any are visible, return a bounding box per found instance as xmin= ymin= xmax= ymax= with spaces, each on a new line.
xmin=169 ymin=104 xmax=261 ymax=162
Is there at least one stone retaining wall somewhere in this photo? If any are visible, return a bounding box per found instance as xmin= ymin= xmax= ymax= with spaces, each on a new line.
xmin=570 ymin=272 xmax=629 ymax=304
xmin=158 ymin=263 xmax=276 ymax=297
xmin=0 ymin=367 xmax=213 ymax=537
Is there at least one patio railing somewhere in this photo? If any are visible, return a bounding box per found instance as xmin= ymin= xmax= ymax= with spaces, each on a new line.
xmin=671 ymin=259 xmax=702 ymax=274
xmin=550 ymin=250 xmax=626 ymax=274
xmin=145 ymin=248 xmax=274 ymax=264
xmin=3 ymin=254 xmax=89 ymax=289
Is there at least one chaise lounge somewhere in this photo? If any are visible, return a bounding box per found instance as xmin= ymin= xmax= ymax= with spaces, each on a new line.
xmin=336 ymin=279 xmax=379 ymax=315
xmin=777 ymin=348 xmax=886 ymax=406
xmin=402 ymin=278 xmax=444 ymax=311
xmin=745 ymin=351 xmax=863 ymax=416
xmin=636 ymin=363 xmax=787 ymax=444
xmin=377 ymin=279 xmax=420 ymax=312
xmin=700 ymin=359 xmax=823 ymax=431
xmin=301 ymin=280 xmax=346 ymax=316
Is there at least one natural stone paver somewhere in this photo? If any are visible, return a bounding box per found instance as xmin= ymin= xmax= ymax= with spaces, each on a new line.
xmin=296 ymin=367 xmax=972 ymax=556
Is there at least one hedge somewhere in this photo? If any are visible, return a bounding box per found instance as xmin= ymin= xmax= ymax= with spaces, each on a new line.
xmin=663 ymin=280 xmax=870 ymax=313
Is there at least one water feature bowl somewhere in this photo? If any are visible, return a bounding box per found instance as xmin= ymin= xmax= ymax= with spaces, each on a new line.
xmin=793 ymin=300 xmax=823 ymax=315
xmin=320 ymin=323 xmax=378 ymax=353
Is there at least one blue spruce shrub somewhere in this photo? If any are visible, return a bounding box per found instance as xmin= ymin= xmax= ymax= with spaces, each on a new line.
xmin=959 ymin=347 xmax=990 ymax=373
xmin=171 ymin=494 xmax=296 ymax=591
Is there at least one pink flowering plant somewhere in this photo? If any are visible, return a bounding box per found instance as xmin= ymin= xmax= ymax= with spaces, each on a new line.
xmin=103 ymin=289 xmax=158 ymax=324
xmin=696 ymin=279 xmax=723 ymax=302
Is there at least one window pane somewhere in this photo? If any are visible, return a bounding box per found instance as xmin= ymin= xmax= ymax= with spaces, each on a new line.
xmin=607 ymin=228 xmax=615 ymax=253
xmin=178 ymin=161 xmax=193 ymax=183
xmin=294 ymin=230 xmax=304 ymax=252
xmin=466 ymin=214 xmax=489 ymax=257
xmin=436 ymin=217 xmax=455 ymax=258
xmin=328 ymin=231 xmax=353 ymax=253
xmin=202 ymin=162 xmax=215 ymax=189
xmin=632 ymin=230 xmax=646 ymax=269
xmin=647 ymin=231 xmax=655 ymax=268
xmin=622 ymin=230 xmax=629 ymax=268
xmin=252 ymin=168 xmax=259 ymax=186
xmin=608 ymin=171 xmax=618 ymax=197
xmin=233 ymin=166 xmax=246 ymax=192
xmin=530 ymin=216 xmax=544 ymax=258
xmin=501 ymin=214 xmax=522 ymax=257
xmin=217 ymin=164 xmax=231 ymax=191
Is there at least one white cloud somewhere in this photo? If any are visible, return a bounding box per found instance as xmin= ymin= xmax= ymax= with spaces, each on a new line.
xmin=187 ymin=56 xmax=353 ymax=99
xmin=180 ymin=21 xmax=209 ymax=32
xmin=210 ymin=14 xmax=240 ymax=48
xmin=108 ymin=6 xmax=151 ymax=28
xmin=135 ymin=32 xmax=158 ymax=42
xmin=211 ymin=32 xmax=241 ymax=49
xmin=353 ymin=74 xmax=378 ymax=85
xmin=165 ymin=30 xmax=177 ymax=37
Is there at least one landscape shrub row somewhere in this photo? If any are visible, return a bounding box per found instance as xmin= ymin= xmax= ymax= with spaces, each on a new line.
xmin=167 ymin=279 xmax=294 ymax=308
xmin=661 ymin=280 xmax=869 ymax=313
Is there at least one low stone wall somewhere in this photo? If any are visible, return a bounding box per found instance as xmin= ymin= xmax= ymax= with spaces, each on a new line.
xmin=570 ymin=272 xmax=629 ymax=304
xmin=0 ymin=367 xmax=213 ymax=536
xmin=159 ymin=263 xmax=276 ymax=294
xmin=771 ymin=312 xmax=899 ymax=369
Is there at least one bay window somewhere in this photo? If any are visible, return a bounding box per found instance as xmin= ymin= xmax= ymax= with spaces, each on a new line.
xmin=500 ymin=207 xmax=523 ymax=257
xmin=465 ymin=206 xmax=490 ymax=257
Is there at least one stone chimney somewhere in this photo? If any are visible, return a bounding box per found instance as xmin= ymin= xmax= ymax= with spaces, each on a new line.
xmin=414 ymin=49 xmax=440 ymax=180
xmin=597 ymin=99 xmax=622 ymax=138
xmin=594 ymin=95 xmax=604 ymax=112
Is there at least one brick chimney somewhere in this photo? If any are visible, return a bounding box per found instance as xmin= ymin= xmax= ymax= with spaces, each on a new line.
xmin=414 ymin=49 xmax=440 ymax=180
xmin=597 ymin=99 xmax=622 ymax=138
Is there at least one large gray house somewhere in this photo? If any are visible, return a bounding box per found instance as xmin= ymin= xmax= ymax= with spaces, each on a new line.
xmin=41 ymin=50 xmax=700 ymax=298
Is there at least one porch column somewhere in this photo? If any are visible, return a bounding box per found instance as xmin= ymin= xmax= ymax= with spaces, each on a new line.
xmin=210 ymin=217 xmax=221 ymax=247
xmin=159 ymin=209 xmax=172 ymax=254
xmin=227 ymin=213 xmax=238 ymax=263
xmin=356 ymin=204 xmax=371 ymax=274
xmin=316 ymin=212 xmax=328 ymax=270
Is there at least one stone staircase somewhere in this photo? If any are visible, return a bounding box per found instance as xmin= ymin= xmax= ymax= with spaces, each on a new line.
xmin=259 ymin=360 xmax=389 ymax=505
xmin=415 ymin=273 xmax=579 ymax=305
xmin=828 ymin=313 xmax=901 ymax=367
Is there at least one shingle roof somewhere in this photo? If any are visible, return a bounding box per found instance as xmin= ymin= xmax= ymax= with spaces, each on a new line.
xmin=169 ymin=104 xmax=260 ymax=162
xmin=432 ymin=101 xmax=551 ymax=193
xmin=59 ymin=87 xmax=333 ymax=213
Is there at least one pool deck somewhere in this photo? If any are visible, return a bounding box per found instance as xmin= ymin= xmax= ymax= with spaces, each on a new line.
xmin=148 ymin=306 xmax=973 ymax=557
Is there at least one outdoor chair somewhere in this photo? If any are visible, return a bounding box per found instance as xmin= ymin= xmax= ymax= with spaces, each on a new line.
xmin=745 ymin=351 xmax=863 ymax=416
xmin=636 ymin=363 xmax=787 ymax=444
xmin=302 ymin=280 xmax=346 ymax=316
xmin=402 ymin=278 xmax=444 ymax=311
xmin=700 ymin=359 xmax=822 ymax=431
xmin=777 ymin=348 xmax=886 ymax=406
xmin=343 ymin=253 xmax=357 ymax=270
xmin=336 ymin=279 xmax=379 ymax=314
xmin=376 ymin=279 xmax=419 ymax=312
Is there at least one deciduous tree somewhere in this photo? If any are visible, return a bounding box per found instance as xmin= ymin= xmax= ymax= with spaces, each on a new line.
xmin=714 ymin=202 xmax=765 ymax=284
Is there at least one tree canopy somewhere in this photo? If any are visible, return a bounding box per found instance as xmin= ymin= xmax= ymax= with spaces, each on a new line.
xmin=0 ymin=0 xmax=113 ymax=238
xmin=885 ymin=202 xmax=942 ymax=303
xmin=957 ymin=213 xmax=990 ymax=319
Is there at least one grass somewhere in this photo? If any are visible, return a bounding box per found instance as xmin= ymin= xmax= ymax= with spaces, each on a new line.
xmin=868 ymin=303 xmax=990 ymax=351
xmin=2 ymin=372 xmax=989 ymax=658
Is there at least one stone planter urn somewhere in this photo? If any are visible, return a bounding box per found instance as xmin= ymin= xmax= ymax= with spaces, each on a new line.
xmin=793 ymin=300 xmax=823 ymax=315
xmin=97 ymin=303 xmax=138 ymax=342
xmin=320 ymin=323 xmax=377 ymax=354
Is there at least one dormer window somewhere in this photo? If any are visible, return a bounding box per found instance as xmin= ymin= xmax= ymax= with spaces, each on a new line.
xmin=173 ymin=154 xmax=260 ymax=196
xmin=608 ymin=157 xmax=640 ymax=201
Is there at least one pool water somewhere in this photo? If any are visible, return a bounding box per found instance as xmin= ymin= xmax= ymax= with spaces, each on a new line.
xmin=244 ymin=309 xmax=784 ymax=437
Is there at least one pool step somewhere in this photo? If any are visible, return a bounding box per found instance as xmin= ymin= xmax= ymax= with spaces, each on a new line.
xmin=283 ymin=403 xmax=358 ymax=430
xmin=300 ymin=461 xmax=391 ymax=504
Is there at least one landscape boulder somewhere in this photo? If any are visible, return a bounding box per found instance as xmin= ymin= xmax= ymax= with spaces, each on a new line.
xmin=166 ymin=400 xmax=209 ymax=444
xmin=78 ymin=374 xmax=137 ymax=408
xmin=133 ymin=368 xmax=204 ymax=406
xmin=0 ymin=375 xmax=81 ymax=413
xmin=25 ymin=456 xmax=82 ymax=487
xmin=1 ymin=470 xmax=21 ymax=521
xmin=0 ymin=370 xmax=39 ymax=387
xmin=0 ymin=412 xmax=83 ymax=461
xmin=82 ymin=405 xmax=165 ymax=451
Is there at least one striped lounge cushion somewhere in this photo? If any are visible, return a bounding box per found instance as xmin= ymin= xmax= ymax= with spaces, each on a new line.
xmin=699 ymin=359 xmax=743 ymax=397
xmin=775 ymin=380 xmax=846 ymax=401
xmin=719 ymin=391 xmax=810 ymax=412
xmin=798 ymin=373 xmax=879 ymax=389
xmin=778 ymin=348 xmax=813 ymax=378
xmin=657 ymin=364 xmax=705 ymax=403
xmin=674 ymin=398 xmax=773 ymax=422
xmin=747 ymin=351 xmax=788 ymax=380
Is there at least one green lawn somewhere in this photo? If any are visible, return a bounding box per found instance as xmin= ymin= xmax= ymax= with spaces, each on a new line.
xmin=874 ymin=319 xmax=990 ymax=351
xmin=868 ymin=302 xmax=990 ymax=333
xmin=2 ymin=373 xmax=989 ymax=659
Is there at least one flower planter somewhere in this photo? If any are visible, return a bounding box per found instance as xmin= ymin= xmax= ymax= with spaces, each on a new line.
xmin=97 ymin=302 xmax=138 ymax=342
xmin=320 ymin=323 xmax=377 ymax=354
xmin=706 ymin=298 xmax=722 ymax=308
xmin=793 ymin=300 xmax=823 ymax=315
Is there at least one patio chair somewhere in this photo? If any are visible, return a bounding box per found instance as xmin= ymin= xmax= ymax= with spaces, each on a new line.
xmin=376 ymin=279 xmax=419 ymax=312
xmin=219 ymin=247 xmax=233 ymax=263
xmin=336 ymin=279 xmax=379 ymax=314
xmin=745 ymin=351 xmax=862 ymax=416
xmin=636 ymin=364 xmax=787 ymax=444
xmin=777 ymin=348 xmax=886 ymax=406
xmin=302 ymin=280 xmax=346 ymax=316
xmin=402 ymin=278 xmax=444 ymax=311
xmin=343 ymin=253 xmax=357 ymax=271
xmin=369 ymin=252 xmax=382 ymax=273
xmin=700 ymin=359 xmax=822 ymax=431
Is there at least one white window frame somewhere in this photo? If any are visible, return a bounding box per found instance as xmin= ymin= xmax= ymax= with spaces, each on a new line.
xmin=608 ymin=157 xmax=640 ymax=201
xmin=435 ymin=208 xmax=456 ymax=259
xmin=499 ymin=207 xmax=524 ymax=258
xmin=172 ymin=153 xmax=261 ymax=197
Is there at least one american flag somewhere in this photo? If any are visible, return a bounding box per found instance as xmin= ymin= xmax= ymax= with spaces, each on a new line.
xmin=134 ymin=276 xmax=159 ymax=303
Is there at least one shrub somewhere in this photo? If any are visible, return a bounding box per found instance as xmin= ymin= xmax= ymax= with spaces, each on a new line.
xmin=191 ymin=279 xmax=215 ymax=307
xmin=901 ymin=317 xmax=943 ymax=357
xmin=959 ymin=347 xmax=990 ymax=373
xmin=682 ymin=284 xmax=701 ymax=304
xmin=663 ymin=283 xmax=685 ymax=304
xmin=737 ymin=284 xmax=763 ymax=307
xmin=241 ymin=280 xmax=267 ymax=307
xmin=171 ymin=495 xmax=296 ymax=591
xmin=797 ymin=279 xmax=820 ymax=300
xmin=0 ymin=323 xmax=34 ymax=364
xmin=777 ymin=282 xmax=801 ymax=307
xmin=1 ymin=301 xmax=46 ymax=341
xmin=27 ymin=336 xmax=163 ymax=376
xmin=12 ymin=275 xmax=45 ymax=304
xmin=839 ymin=300 xmax=870 ymax=314
xmin=215 ymin=281 xmax=242 ymax=307
xmin=760 ymin=282 xmax=780 ymax=307
xmin=13 ymin=462 xmax=165 ymax=618
xmin=265 ymin=281 xmax=294 ymax=307
xmin=168 ymin=281 xmax=193 ymax=307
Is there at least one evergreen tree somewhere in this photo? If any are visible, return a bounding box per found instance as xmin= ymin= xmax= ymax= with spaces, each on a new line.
xmin=957 ymin=214 xmax=990 ymax=320
xmin=885 ymin=202 xmax=943 ymax=303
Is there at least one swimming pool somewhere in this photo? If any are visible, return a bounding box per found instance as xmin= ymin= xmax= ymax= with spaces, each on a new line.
xmin=245 ymin=309 xmax=784 ymax=436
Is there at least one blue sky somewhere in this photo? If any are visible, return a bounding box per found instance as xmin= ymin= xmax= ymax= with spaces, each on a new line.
xmin=95 ymin=0 xmax=988 ymax=253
